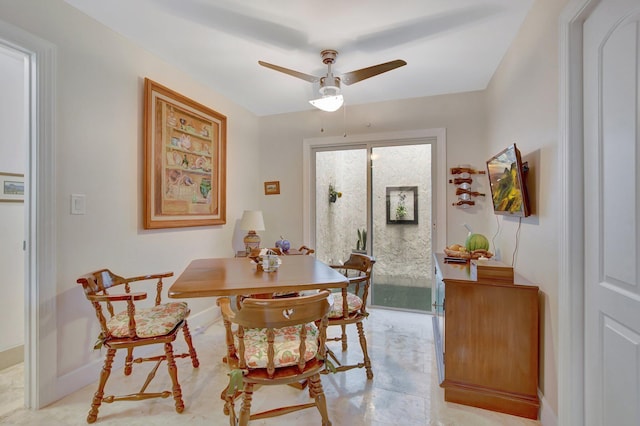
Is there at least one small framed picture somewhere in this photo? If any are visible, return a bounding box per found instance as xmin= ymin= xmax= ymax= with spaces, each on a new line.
xmin=0 ymin=172 xmax=25 ymax=203
xmin=264 ymin=181 xmax=280 ymax=195
xmin=386 ymin=186 xmax=418 ymax=224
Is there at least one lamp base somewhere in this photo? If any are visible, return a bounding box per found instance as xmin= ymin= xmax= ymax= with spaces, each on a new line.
xmin=244 ymin=231 xmax=261 ymax=254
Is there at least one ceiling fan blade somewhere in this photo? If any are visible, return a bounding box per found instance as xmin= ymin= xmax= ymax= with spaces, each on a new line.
xmin=258 ymin=61 xmax=320 ymax=83
xmin=341 ymin=60 xmax=407 ymax=85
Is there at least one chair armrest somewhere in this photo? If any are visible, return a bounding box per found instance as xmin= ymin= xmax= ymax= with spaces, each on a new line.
xmin=86 ymin=292 xmax=147 ymax=303
xmin=124 ymin=272 xmax=173 ymax=306
xmin=125 ymin=272 xmax=173 ymax=283
xmin=217 ymin=297 xmax=235 ymax=321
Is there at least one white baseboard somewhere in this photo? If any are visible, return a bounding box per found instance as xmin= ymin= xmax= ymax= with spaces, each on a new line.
xmin=538 ymin=389 xmax=558 ymax=426
xmin=55 ymin=305 xmax=219 ymax=401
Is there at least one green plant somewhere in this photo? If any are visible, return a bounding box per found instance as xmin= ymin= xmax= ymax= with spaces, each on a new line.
xmin=356 ymin=228 xmax=367 ymax=251
xmin=328 ymin=184 xmax=342 ymax=203
xmin=395 ymin=191 xmax=408 ymax=219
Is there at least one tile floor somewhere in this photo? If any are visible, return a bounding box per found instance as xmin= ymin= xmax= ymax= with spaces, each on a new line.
xmin=0 ymin=309 xmax=541 ymax=425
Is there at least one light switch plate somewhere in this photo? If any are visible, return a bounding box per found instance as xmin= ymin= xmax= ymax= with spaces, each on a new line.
xmin=71 ymin=194 xmax=86 ymax=215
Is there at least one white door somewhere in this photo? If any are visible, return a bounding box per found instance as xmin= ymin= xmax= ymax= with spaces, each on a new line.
xmin=583 ymin=1 xmax=640 ymax=425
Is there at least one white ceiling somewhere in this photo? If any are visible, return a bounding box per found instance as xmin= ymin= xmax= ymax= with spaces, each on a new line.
xmin=64 ymin=0 xmax=533 ymax=116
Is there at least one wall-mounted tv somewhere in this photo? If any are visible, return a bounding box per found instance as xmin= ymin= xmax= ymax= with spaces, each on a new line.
xmin=486 ymin=143 xmax=531 ymax=217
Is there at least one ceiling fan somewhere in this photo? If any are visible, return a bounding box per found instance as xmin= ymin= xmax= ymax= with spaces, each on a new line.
xmin=258 ymin=50 xmax=407 ymax=112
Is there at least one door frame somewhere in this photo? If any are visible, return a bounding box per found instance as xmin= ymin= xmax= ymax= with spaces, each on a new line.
xmin=303 ymin=129 xmax=447 ymax=255
xmin=0 ymin=19 xmax=57 ymax=409
xmin=559 ymin=0 xmax=598 ymax=424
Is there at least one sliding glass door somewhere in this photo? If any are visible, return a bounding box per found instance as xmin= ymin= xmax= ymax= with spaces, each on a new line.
xmin=313 ymin=142 xmax=433 ymax=312
xmin=370 ymin=144 xmax=432 ymax=311
xmin=314 ymin=147 xmax=368 ymax=265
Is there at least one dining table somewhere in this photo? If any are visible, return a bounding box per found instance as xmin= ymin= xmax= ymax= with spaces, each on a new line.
xmin=168 ymin=255 xmax=348 ymax=299
xmin=168 ymin=255 xmax=348 ymax=390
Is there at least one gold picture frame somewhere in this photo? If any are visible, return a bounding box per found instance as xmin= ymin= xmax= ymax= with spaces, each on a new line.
xmin=144 ymin=78 xmax=226 ymax=229
xmin=264 ymin=181 xmax=280 ymax=195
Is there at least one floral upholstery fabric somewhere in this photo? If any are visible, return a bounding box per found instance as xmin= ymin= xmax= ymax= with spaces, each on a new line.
xmin=328 ymin=292 xmax=363 ymax=318
xmin=107 ymin=302 xmax=188 ymax=338
xmin=237 ymin=323 xmax=320 ymax=369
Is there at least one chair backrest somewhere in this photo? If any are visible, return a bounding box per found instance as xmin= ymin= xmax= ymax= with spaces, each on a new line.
xmin=298 ymin=245 xmax=315 ymax=255
xmin=77 ymin=269 xmax=131 ymax=321
xmin=332 ymin=253 xmax=375 ymax=314
xmin=219 ymin=290 xmax=331 ymax=377
xmin=337 ymin=253 xmax=375 ymax=286
xmin=342 ymin=253 xmax=375 ymax=276
xmin=234 ymin=290 xmax=330 ymax=329
xmin=78 ymin=269 xmax=126 ymax=296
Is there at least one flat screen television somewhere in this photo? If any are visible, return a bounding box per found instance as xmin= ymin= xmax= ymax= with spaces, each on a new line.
xmin=486 ymin=143 xmax=531 ymax=217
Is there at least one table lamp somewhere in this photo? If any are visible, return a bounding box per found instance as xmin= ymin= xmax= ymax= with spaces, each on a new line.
xmin=240 ymin=210 xmax=265 ymax=254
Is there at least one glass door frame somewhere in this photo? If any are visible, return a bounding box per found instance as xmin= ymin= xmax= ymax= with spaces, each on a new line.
xmin=302 ymin=129 xmax=448 ymax=307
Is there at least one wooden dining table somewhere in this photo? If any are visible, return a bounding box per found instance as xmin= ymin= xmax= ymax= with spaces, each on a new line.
xmin=168 ymin=255 xmax=348 ymax=299
xmin=169 ymin=255 xmax=348 ymax=391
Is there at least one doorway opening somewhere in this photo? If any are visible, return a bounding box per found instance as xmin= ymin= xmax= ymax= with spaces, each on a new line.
xmin=0 ymin=41 xmax=28 ymax=416
xmin=0 ymin=19 xmax=57 ymax=410
xmin=311 ymin=136 xmax=437 ymax=312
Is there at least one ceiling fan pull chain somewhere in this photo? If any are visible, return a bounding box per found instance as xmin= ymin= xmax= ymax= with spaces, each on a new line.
xmin=343 ymin=103 xmax=347 ymax=137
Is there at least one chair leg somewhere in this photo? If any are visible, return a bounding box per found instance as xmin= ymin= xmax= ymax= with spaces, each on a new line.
xmin=87 ymin=348 xmax=115 ymax=424
xmin=221 ymin=384 xmax=237 ymax=424
xmin=124 ymin=347 xmax=134 ymax=375
xmin=239 ymin=382 xmax=254 ymax=426
xmin=340 ymin=324 xmax=348 ymax=351
xmin=182 ymin=321 xmax=200 ymax=368
xmin=356 ymin=322 xmax=373 ymax=379
xmin=164 ymin=342 xmax=185 ymax=414
xmin=309 ymin=374 xmax=332 ymax=426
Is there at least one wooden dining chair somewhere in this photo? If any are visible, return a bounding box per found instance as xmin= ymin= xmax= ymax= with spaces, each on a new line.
xmin=218 ymin=290 xmax=333 ymax=426
xmin=326 ymin=253 xmax=376 ymax=379
xmin=77 ymin=269 xmax=199 ymax=424
xmin=298 ymin=245 xmax=315 ymax=255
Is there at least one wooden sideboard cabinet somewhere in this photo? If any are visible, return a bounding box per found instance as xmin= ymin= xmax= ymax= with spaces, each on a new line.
xmin=432 ymin=253 xmax=540 ymax=419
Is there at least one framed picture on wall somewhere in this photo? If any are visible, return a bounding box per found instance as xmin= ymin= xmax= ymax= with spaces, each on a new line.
xmin=143 ymin=78 xmax=227 ymax=229
xmin=386 ymin=186 xmax=418 ymax=224
xmin=264 ymin=181 xmax=280 ymax=195
xmin=0 ymin=172 xmax=24 ymax=203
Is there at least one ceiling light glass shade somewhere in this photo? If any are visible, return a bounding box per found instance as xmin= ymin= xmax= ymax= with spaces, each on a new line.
xmin=309 ymin=94 xmax=344 ymax=112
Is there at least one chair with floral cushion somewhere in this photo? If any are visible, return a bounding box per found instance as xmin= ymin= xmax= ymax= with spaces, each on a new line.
xmin=76 ymin=269 xmax=199 ymax=424
xmin=218 ymin=290 xmax=333 ymax=426
xmin=326 ymin=253 xmax=376 ymax=379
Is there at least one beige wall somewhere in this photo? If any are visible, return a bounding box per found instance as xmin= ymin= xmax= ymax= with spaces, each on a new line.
xmin=484 ymin=0 xmax=568 ymax=417
xmin=0 ymin=0 xmax=260 ymax=384
xmin=258 ymin=91 xmax=490 ymax=248
xmin=1 ymin=0 xmax=564 ymax=420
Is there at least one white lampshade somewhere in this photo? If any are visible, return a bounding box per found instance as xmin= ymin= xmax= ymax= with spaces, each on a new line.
xmin=240 ymin=210 xmax=265 ymax=231
xmin=240 ymin=210 xmax=265 ymax=254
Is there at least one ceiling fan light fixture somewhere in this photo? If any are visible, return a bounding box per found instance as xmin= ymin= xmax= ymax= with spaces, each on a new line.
xmin=259 ymin=49 xmax=406 ymax=113
xmin=309 ymin=84 xmax=343 ymax=112
xmin=309 ymin=94 xmax=344 ymax=112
